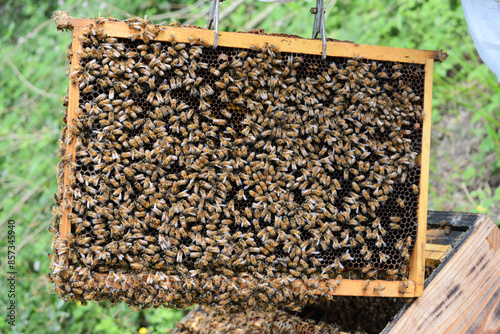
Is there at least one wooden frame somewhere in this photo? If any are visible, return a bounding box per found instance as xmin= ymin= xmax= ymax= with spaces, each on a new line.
xmin=56 ymin=16 xmax=443 ymax=298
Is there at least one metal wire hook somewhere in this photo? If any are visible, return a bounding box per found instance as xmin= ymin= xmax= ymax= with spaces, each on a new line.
xmin=311 ymin=0 xmax=327 ymax=60
xmin=207 ymin=0 xmax=220 ymax=49
xmin=209 ymin=0 xmax=326 ymax=56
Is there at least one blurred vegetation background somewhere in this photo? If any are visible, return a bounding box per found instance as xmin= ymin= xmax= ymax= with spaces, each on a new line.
xmin=0 ymin=0 xmax=498 ymax=333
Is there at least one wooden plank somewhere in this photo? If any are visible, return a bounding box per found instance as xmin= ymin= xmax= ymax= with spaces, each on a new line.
xmin=65 ymin=17 xmax=443 ymax=64
xmin=385 ymin=215 xmax=500 ymax=333
xmin=425 ymin=244 xmax=452 ymax=262
xmin=425 ymin=243 xmax=452 ymax=270
xmin=475 ymin=290 xmax=500 ymax=334
xmin=60 ymin=26 xmax=83 ymax=238
xmin=487 ymin=224 xmax=500 ymax=251
xmin=408 ymin=58 xmax=433 ymax=297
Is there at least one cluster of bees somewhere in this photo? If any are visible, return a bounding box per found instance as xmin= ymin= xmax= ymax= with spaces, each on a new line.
xmin=171 ymin=306 xmax=345 ymax=334
xmin=50 ymin=15 xmax=426 ymax=311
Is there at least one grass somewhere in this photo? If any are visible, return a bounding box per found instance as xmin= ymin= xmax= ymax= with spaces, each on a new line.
xmin=0 ymin=0 xmax=498 ymax=333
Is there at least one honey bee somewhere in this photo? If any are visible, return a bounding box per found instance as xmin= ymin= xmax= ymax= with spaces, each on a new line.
xmin=362 ymin=279 xmax=371 ymax=291
xmin=412 ymin=184 xmax=419 ymax=195
xmin=390 ymin=216 xmax=401 ymax=224
xmin=379 ymin=252 xmax=390 ymax=263
xmin=399 ymin=172 xmax=408 ymax=183
xmin=393 ymin=238 xmax=406 ymax=251
xmin=391 ymin=71 xmax=402 ymax=80
xmin=375 ymin=234 xmax=386 ymax=248
xmin=387 ymin=222 xmax=402 ymax=232
xmin=332 ymin=258 xmax=344 ymax=270
xmin=130 ymin=263 xmax=143 ymax=270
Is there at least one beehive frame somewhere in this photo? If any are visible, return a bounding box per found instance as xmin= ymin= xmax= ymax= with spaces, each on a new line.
xmin=53 ymin=14 xmax=444 ymax=305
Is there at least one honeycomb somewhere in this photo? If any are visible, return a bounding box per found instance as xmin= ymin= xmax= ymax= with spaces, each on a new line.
xmin=50 ymin=16 xmax=426 ymax=312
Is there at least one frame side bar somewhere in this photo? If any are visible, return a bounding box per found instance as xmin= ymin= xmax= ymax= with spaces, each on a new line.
xmin=61 ymin=27 xmax=83 ymax=238
xmin=409 ymin=58 xmax=434 ymax=296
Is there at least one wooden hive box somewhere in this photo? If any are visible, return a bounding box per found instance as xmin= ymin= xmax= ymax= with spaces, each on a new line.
xmin=50 ymin=12 xmax=447 ymax=311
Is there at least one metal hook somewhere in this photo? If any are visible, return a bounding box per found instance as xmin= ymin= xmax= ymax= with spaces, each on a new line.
xmin=207 ymin=0 xmax=220 ymax=49
xmin=311 ymin=0 xmax=327 ymax=60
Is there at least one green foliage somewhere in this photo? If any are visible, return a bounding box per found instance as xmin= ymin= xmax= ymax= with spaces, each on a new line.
xmin=146 ymin=307 xmax=185 ymax=332
xmin=0 ymin=0 xmax=498 ymax=333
